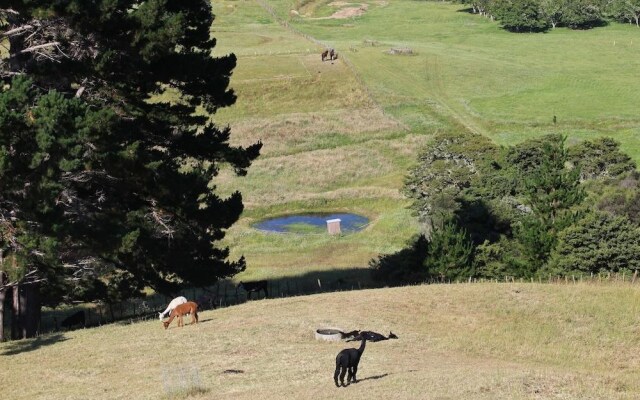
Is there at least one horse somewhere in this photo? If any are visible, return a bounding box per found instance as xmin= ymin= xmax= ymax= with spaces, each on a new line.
xmin=159 ymin=296 xmax=188 ymax=320
xmin=321 ymin=49 xmax=329 ymax=61
xmin=162 ymin=301 xmax=199 ymax=329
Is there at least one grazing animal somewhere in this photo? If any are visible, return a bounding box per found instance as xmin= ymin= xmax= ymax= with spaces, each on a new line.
xmin=321 ymin=49 xmax=329 ymax=61
xmin=334 ymin=337 xmax=366 ymax=387
xmin=162 ymin=301 xmax=198 ymax=329
xmin=159 ymin=296 xmax=188 ymax=320
xmin=347 ymin=331 xmax=398 ymax=342
xmin=237 ymin=280 xmax=268 ymax=299
xmin=61 ymin=310 xmax=85 ymax=329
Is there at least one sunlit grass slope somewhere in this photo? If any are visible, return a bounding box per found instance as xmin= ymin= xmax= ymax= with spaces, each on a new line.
xmin=205 ymin=1 xmax=640 ymax=281
xmin=2 ymin=283 xmax=639 ymax=399
xmin=209 ymin=0 xmax=425 ymax=278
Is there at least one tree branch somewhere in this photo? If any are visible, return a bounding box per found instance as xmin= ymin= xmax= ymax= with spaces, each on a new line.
xmin=19 ymin=41 xmax=61 ymax=54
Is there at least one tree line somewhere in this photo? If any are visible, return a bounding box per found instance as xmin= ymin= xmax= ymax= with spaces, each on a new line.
xmin=371 ymin=132 xmax=640 ymax=285
xmin=458 ymin=0 xmax=640 ymax=32
xmin=0 ymin=0 xmax=261 ymax=340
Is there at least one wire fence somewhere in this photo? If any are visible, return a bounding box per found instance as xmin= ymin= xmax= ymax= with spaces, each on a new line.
xmin=2 ymin=269 xmax=637 ymax=341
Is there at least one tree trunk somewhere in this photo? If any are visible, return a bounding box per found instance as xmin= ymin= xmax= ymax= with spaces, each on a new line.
xmin=0 ymin=269 xmax=6 ymax=342
xmin=0 ymin=285 xmax=5 ymax=342
xmin=11 ymin=285 xmax=20 ymax=340
xmin=11 ymin=283 xmax=41 ymax=339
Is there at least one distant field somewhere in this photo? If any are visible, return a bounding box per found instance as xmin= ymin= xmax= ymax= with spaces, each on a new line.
xmin=271 ymin=0 xmax=640 ymax=145
xmin=208 ymin=0 xmax=640 ymax=281
xmin=2 ymin=283 xmax=639 ymax=399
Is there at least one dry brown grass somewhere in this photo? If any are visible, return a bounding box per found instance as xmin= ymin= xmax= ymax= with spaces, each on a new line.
xmin=2 ymin=283 xmax=639 ymax=399
xmin=222 ymin=108 xmax=405 ymax=157
xmin=215 ymin=133 xmax=427 ymax=207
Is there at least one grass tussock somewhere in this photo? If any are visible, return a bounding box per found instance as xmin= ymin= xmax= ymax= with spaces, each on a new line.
xmin=2 ymin=283 xmax=639 ymax=399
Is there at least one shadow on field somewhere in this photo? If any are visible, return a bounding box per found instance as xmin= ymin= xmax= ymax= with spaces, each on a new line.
xmin=1 ymin=333 xmax=68 ymax=355
xmin=31 ymin=267 xmax=376 ymax=338
xmin=456 ymin=7 xmax=475 ymax=14
xmin=359 ymin=373 xmax=389 ymax=382
xmin=233 ymin=267 xmax=375 ymax=304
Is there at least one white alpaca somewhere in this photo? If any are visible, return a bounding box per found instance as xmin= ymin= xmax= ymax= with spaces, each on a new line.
xmin=159 ymin=296 xmax=188 ymax=320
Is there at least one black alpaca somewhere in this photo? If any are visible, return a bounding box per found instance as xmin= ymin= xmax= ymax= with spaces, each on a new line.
xmin=60 ymin=310 xmax=85 ymax=330
xmin=334 ymin=337 xmax=366 ymax=387
xmin=237 ymin=280 xmax=268 ymax=299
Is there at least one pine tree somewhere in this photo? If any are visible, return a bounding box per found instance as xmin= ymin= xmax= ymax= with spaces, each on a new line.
xmin=0 ymin=1 xmax=261 ymax=338
xmin=515 ymin=136 xmax=584 ymax=275
xmin=424 ymin=220 xmax=474 ymax=282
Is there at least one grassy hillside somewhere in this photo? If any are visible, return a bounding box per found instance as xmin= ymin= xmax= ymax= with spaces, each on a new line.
xmin=211 ymin=0 xmax=425 ymax=280
xmin=2 ymin=283 xmax=639 ymax=399
xmin=205 ymin=0 xmax=640 ymax=281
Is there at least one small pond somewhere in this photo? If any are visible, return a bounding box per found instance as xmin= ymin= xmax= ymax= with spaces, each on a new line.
xmin=254 ymin=213 xmax=369 ymax=234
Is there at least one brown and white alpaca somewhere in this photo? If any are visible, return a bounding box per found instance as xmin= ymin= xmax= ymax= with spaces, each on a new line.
xmin=159 ymin=296 xmax=188 ymax=320
xmin=162 ymin=301 xmax=199 ymax=329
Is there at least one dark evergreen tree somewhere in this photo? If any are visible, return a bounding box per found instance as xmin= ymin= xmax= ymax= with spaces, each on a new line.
xmin=424 ymin=220 xmax=474 ymax=281
xmin=515 ymin=136 xmax=584 ymax=274
xmin=369 ymin=234 xmax=430 ymax=286
xmin=0 ymin=1 xmax=261 ymax=338
xmin=370 ymin=220 xmax=474 ymax=285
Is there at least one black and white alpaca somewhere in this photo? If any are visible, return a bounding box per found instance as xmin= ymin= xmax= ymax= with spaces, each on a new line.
xmin=334 ymin=337 xmax=366 ymax=387
xmin=347 ymin=331 xmax=398 ymax=342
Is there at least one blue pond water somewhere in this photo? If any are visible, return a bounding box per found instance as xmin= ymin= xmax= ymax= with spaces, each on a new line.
xmin=254 ymin=213 xmax=369 ymax=234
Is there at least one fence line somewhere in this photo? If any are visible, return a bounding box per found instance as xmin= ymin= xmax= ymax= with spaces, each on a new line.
xmin=2 ymin=270 xmax=639 ymax=341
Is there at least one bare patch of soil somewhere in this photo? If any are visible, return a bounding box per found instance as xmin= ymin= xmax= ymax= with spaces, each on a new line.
xmin=325 ymin=2 xmax=369 ymax=19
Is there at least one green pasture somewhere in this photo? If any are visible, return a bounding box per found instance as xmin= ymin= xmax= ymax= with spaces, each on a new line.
xmin=208 ymin=0 xmax=640 ymax=282
xmin=269 ymin=0 xmax=640 ymax=144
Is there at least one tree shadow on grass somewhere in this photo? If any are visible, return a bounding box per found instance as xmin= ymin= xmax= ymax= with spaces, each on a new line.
xmin=232 ymin=267 xmax=376 ymax=305
xmin=456 ymin=7 xmax=475 ymax=14
xmin=1 ymin=333 xmax=68 ymax=356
